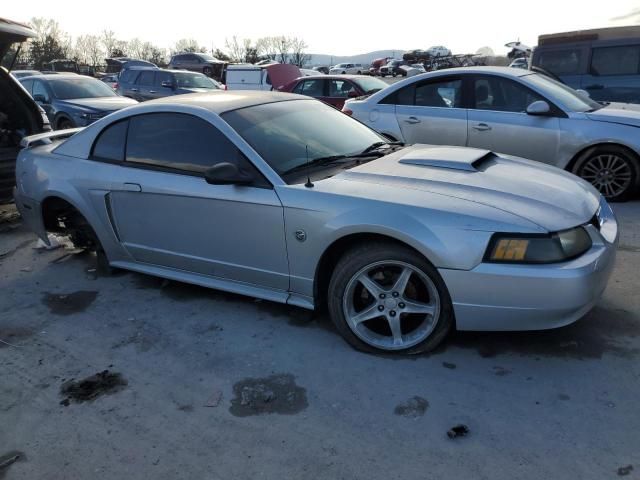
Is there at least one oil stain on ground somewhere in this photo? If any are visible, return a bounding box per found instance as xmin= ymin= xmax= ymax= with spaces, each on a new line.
xmin=60 ymin=370 xmax=127 ymax=406
xmin=394 ymin=396 xmax=429 ymax=418
xmin=43 ymin=291 xmax=98 ymax=316
xmin=0 ymin=327 xmax=34 ymax=348
xmin=229 ymin=374 xmax=308 ymax=417
xmin=441 ymin=306 xmax=640 ymax=360
xmin=0 ymin=451 xmax=26 ymax=479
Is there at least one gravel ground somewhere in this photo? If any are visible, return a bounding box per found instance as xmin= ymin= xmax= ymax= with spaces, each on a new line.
xmin=1 ymin=201 xmax=639 ymax=480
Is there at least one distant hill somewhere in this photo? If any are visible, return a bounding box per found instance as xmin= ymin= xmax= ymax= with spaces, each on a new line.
xmin=306 ymin=50 xmax=406 ymax=67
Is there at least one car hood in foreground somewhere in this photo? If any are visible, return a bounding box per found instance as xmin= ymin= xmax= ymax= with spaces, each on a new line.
xmin=57 ymin=96 xmax=138 ymax=112
xmin=322 ymin=145 xmax=600 ymax=232
xmin=586 ymin=102 xmax=640 ymax=128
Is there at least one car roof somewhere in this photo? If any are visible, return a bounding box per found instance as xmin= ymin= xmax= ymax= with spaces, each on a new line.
xmin=433 ymin=66 xmax=532 ymax=77
xmin=28 ymin=73 xmax=91 ymax=80
xmin=142 ymin=91 xmax=308 ymax=114
xmin=295 ymin=74 xmax=367 ymax=80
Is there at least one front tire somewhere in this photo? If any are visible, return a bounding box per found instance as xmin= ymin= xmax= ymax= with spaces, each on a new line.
xmin=56 ymin=117 xmax=74 ymax=130
xmin=328 ymin=242 xmax=453 ymax=354
xmin=573 ymin=146 xmax=639 ymax=202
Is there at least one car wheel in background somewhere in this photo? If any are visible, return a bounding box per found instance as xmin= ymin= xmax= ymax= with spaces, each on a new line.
xmin=342 ymin=71 xmax=346 ymax=74
xmin=573 ymin=145 xmax=639 ymax=202
xmin=56 ymin=117 xmax=74 ymax=130
xmin=328 ymin=242 xmax=453 ymax=354
xmin=357 ymin=71 xmax=362 ymax=74
xmin=203 ymin=66 xmax=213 ymax=77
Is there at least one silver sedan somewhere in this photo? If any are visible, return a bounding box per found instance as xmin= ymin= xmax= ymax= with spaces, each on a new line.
xmin=15 ymin=92 xmax=618 ymax=354
xmin=344 ymin=66 xmax=640 ymax=201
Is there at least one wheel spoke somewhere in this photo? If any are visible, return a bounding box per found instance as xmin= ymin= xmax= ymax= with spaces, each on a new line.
xmin=357 ymin=274 xmax=383 ymax=297
xmin=392 ymin=267 xmax=413 ymax=296
xmin=387 ymin=315 xmax=403 ymax=346
xmin=351 ymin=304 xmax=382 ymax=325
xmin=402 ymin=299 xmax=436 ymax=317
xmin=583 ymin=164 xmax=600 ymax=174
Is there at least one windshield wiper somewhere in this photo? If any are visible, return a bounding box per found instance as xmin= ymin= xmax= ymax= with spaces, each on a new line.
xmin=359 ymin=140 xmax=404 ymax=155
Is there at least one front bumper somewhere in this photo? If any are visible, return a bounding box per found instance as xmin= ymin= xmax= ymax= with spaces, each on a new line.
xmin=439 ymin=207 xmax=618 ymax=331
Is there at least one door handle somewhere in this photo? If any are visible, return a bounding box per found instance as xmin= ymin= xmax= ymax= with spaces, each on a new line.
xmin=585 ymin=84 xmax=604 ymax=90
xmin=472 ymin=123 xmax=492 ymax=131
xmin=122 ymin=182 xmax=141 ymax=192
xmin=149 ymin=90 xmax=157 ymax=94
xmin=404 ymin=116 xmax=421 ymax=124
xmin=130 ymin=88 xmax=139 ymax=92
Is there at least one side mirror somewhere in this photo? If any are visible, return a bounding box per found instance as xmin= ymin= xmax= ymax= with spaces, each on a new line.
xmin=526 ymin=100 xmax=551 ymax=116
xmin=33 ymin=94 xmax=48 ymax=104
xmin=204 ymin=162 xmax=254 ymax=186
xmin=576 ymin=89 xmax=591 ymax=99
xmin=161 ymin=80 xmax=175 ymax=89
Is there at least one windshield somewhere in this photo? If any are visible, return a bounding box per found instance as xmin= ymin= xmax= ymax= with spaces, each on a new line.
xmin=222 ymin=100 xmax=385 ymax=180
xmin=48 ymin=77 xmax=117 ymax=99
xmin=174 ymin=72 xmax=220 ymax=89
xmin=523 ymin=73 xmax=602 ymax=112
xmin=197 ymin=53 xmax=216 ymax=62
xmin=354 ymin=77 xmax=388 ymax=94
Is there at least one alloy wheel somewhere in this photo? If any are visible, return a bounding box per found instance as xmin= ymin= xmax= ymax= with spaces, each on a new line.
xmin=580 ymin=153 xmax=632 ymax=198
xmin=342 ymin=260 xmax=441 ymax=351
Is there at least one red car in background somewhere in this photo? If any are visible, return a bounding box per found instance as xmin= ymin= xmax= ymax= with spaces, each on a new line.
xmin=369 ymin=57 xmax=391 ymax=76
xmin=279 ymin=75 xmax=388 ymax=109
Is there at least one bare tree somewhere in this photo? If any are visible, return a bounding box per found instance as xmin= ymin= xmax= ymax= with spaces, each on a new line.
xmin=274 ymin=36 xmax=290 ymax=64
xmin=101 ymin=30 xmax=118 ymax=57
xmin=85 ymin=35 xmax=103 ymax=67
xmin=173 ymin=38 xmax=205 ymax=54
xmin=256 ymin=37 xmax=278 ymax=61
xmin=289 ymin=37 xmax=310 ymax=67
xmin=225 ymin=36 xmax=246 ymax=62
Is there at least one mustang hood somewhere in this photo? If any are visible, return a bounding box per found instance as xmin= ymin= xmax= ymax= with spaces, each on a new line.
xmin=586 ymin=102 xmax=640 ymax=128
xmin=333 ymin=145 xmax=600 ymax=232
xmin=59 ymin=96 xmax=137 ymax=112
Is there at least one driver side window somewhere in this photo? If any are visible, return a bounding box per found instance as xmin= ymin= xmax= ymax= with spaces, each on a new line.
xmin=473 ymin=76 xmax=543 ymax=113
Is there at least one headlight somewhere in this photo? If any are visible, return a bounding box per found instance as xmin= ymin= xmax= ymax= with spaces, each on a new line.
xmin=76 ymin=112 xmax=103 ymax=120
xmin=485 ymin=227 xmax=592 ymax=264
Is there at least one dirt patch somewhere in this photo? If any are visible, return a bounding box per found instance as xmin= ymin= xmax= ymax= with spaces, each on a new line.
xmin=43 ymin=291 xmax=98 ymax=316
xmin=60 ymin=370 xmax=127 ymax=405
xmin=0 ymin=327 xmax=34 ymax=348
xmin=229 ymin=374 xmax=308 ymax=417
xmin=441 ymin=306 xmax=640 ymax=360
xmin=442 ymin=362 xmax=457 ymax=370
xmin=111 ymin=324 xmax=162 ymax=353
xmin=394 ymin=396 xmax=429 ymax=418
xmin=0 ymin=451 xmax=25 ymax=479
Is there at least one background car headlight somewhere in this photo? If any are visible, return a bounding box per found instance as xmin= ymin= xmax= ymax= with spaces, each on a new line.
xmin=485 ymin=227 xmax=592 ymax=264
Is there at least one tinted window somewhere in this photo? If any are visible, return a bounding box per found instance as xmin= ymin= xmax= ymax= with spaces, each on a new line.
xmin=154 ymin=71 xmax=173 ymax=86
xmin=119 ymin=69 xmax=139 ymax=83
xmin=329 ymin=79 xmax=356 ymax=97
xmin=32 ymin=81 xmax=50 ymax=102
xmin=415 ymin=78 xmax=461 ymax=107
xmin=126 ymin=113 xmax=244 ymax=174
xmin=172 ymin=55 xmax=185 ymax=62
xmin=380 ymin=84 xmax=415 ymax=105
xmin=174 ymin=72 xmax=219 ymax=89
xmin=295 ymin=79 xmax=325 ymax=96
xmin=92 ymin=120 xmax=128 ymax=162
xmin=538 ymin=49 xmax=582 ymax=75
xmin=136 ymin=71 xmax=155 ymax=86
xmin=20 ymin=79 xmax=34 ymax=94
xmin=591 ymin=46 xmax=640 ymax=76
xmin=48 ymin=77 xmax=116 ymax=99
xmin=473 ymin=76 xmax=543 ymax=112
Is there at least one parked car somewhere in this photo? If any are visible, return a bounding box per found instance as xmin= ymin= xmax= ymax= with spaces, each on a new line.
xmin=379 ymin=60 xmax=408 ymax=77
xmin=369 ymin=57 xmax=391 ymax=76
xmin=224 ymin=64 xmax=300 ymax=91
xmin=0 ymin=18 xmax=50 ymax=203
xmin=531 ymin=26 xmax=640 ymax=104
xmin=42 ymin=59 xmax=79 ymax=74
xmin=426 ymin=46 xmax=452 ymax=57
xmin=116 ymin=68 xmax=222 ymax=101
xmin=168 ymin=52 xmax=226 ymax=81
xmin=116 ymin=66 xmax=158 ymax=97
xmin=10 ymin=70 xmax=42 ymax=79
xmin=329 ymin=63 xmax=367 ymax=75
xmin=14 ymin=91 xmax=617 ymax=354
xmin=19 ymin=74 xmax=137 ymax=130
xmin=104 ymin=57 xmax=157 ymax=75
xmin=509 ymin=58 xmax=529 ymax=69
xmin=344 ymin=66 xmax=640 ymax=201
xmin=280 ymin=75 xmax=388 ymax=109
xmin=101 ymin=74 xmax=119 ymax=89
xmin=312 ymin=66 xmax=329 ymax=74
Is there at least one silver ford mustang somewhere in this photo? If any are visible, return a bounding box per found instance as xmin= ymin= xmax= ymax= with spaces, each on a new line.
xmin=14 ymin=91 xmax=618 ymax=354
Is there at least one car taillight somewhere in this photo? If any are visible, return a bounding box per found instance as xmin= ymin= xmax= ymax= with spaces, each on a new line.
xmin=113 ymin=83 xmax=119 ymax=90
xmin=342 ymin=108 xmax=353 ymax=116
xmin=222 ymin=84 xmax=228 ymax=90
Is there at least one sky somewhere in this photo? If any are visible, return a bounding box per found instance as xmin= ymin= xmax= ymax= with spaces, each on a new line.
xmin=4 ymin=0 xmax=640 ymax=56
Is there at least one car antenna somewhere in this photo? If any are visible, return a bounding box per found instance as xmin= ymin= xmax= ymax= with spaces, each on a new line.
xmin=304 ymin=145 xmax=314 ymax=188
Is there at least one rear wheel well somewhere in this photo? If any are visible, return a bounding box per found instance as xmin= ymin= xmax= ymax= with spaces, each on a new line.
xmin=314 ymin=233 xmax=432 ymax=310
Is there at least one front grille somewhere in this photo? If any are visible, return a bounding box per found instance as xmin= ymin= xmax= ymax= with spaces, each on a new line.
xmin=589 ymin=212 xmax=601 ymax=231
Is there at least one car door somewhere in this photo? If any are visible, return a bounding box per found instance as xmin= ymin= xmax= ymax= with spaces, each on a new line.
xmin=184 ymin=54 xmax=201 ymax=72
xmin=394 ymin=76 xmax=467 ymax=146
xmin=131 ymin=70 xmax=155 ymax=101
xmin=150 ymin=71 xmax=174 ymax=99
xmin=467 ymin=74 xmax=560 ymax=163
xmin=102 ymin=112 xmax=289 ymax=290
xmin=582 ymin=44 xmax=640 ymax=103
xmin=292 ymin=78 xmax=327 ymax=103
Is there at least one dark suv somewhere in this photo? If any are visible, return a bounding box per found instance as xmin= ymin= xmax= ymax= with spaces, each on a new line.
xmin=0 ymin=18 xmax=50 ymax=203
xmin=117 ymin=68 xmax=222 ymax=101
xmin=168 ymin=53 xmax=225 ymax=81
xmin=379 ymin=60 xmax=408 ymax=77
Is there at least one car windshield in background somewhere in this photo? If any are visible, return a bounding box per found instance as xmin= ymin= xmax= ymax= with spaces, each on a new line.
xmin=198 ymin=53 xmax=217 ymax=62
xmin=48 ymin=77 xmax=118 ymax=99
xmin=524 ymin=73 xmax=602 ymax=112
xmin=222 ymin=100 xmax=384 ymax=177
xmin=174 ymin=72 xmax=219 ymax=89
xmin=354 ymin=77 xmax=388 ymax=94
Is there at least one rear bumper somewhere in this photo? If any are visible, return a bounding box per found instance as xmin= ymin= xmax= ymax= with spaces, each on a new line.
xmin=439 ymin=214 xmax=618 ymax=331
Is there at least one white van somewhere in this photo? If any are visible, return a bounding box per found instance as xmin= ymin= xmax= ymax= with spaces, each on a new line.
xmin=224 ymin=63 xmax=301 ymax=91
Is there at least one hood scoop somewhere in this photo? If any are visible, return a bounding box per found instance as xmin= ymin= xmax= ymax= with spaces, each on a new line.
xmin=398 ymin=146 xmax=495 ymax=172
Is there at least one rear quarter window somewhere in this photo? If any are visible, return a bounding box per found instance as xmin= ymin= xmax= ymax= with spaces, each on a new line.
xmin=91 ymin=120 xmax=128 ymax=163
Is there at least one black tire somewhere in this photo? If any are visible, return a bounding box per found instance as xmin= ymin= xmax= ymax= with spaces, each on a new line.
xmin=357 ymin=71 xmax=362 ymax=75
xmin=327 ymin=242 xmax=454 ymax=354
xmin=572 ymin=145 xmax=639 ymax=202
xmin=56 ymin=117 xmax=74 ymax=130
xmin=341 ymin=71 xmax=346 ymax=74
xmin=63 ymin=210 xmax=116 ymax=275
